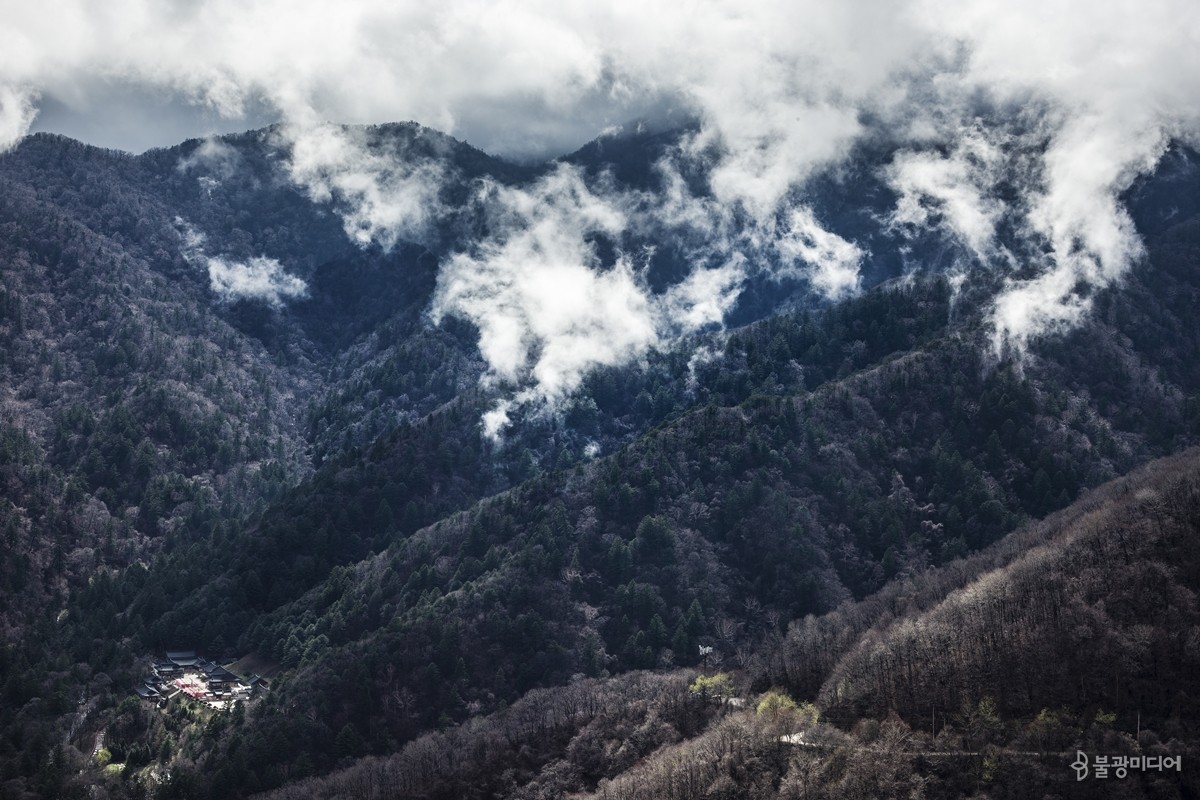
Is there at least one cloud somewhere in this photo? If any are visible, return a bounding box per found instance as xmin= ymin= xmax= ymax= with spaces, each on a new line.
xmin=431 ymin=164 xmax=741 ymax=438
xmin=661 ymin=258 xmax=745 ymax=331
xmin=206 ymin=254 xmax=308 ymax=307
xmin=280 ymin=121 xmax=448 ymax=249
xmin=177 ymin=136 xmax=243 ymax=180
xmin=0 ymin=1 xmax=652 ymax=159
xmin=178 ymin=219 xmax=307 ymax=307
xmin=1 ymin=0 xmax=1199 ymax=384
xmin=0 ymin=85 xmax=37 ymax=149
xmin=431 ymin=166 xmax=648 ymax=406
xmin=177 ymin=135 xmax=248 ymax=197
xmin=773 ymin=207 xmax=863 ymax=300
xmin=921 ymin=0 xmax=1200 ymax=352
xmin=988 ymin=113 xmax=1165 ymax=355
xmin=685 ymin=344 xmax=721 ymax=394
xmin=884 ymin=126 xmax=1009 ymax=263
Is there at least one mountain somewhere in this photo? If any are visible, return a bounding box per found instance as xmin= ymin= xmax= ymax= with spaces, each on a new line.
xmin=255 ymin=445 xmax=1200 ymax=800
xmin=0 ymin=125 xmax=1198 ymax=799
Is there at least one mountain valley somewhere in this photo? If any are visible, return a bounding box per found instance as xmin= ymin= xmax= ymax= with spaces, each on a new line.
xmin=0 ymin=122 xmax=1198 ymax=799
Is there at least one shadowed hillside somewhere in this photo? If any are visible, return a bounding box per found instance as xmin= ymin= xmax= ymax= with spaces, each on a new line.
xmin=0 ymin=129 xmax=1198 ymax=799
xmin=255 ymin=447 xmax=1200 ymax=800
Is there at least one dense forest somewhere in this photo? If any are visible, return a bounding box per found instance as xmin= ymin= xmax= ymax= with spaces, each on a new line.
xmin=257 ymin=447 xmax=1200 ymax=800
xmin=0 ymin=125 xmax=1197 ymax=799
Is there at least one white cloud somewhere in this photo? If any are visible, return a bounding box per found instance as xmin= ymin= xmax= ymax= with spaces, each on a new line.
xmin=281 ymin=121 xmax=447 ymax=249
xmin=987 ymin=113 xmax=1164 ymax=356
xmin=661 ymin=259 xmax=744 ymax=332
xmin=885 ymin=126 xmax=1009 ymax=263
xmin=774 ymin=207 xmax=863 ymax=300
xmin=431 ymin=164 xmax=742 ymax=438
xmin=0 ymin=84 xmax=36 ymax=149
xmin=177 ymin=136 xmax=240 ymax=176
xmin=922 ymin=0 xmax=1200 ymax=352
xmin=177 ymin=219 xmax=307 ymax=307
xmin=685 ymin=344 xmax=721 ymax=394
xmin=206 ymin=254 xmax=308 ymax=307
xmin=432 ymin=166 xmax=647 ymax=405
xmin=1 ymin=0 xmax=1199 ymax=375
xmin=481 ymin=398 xmax=514 ymax=443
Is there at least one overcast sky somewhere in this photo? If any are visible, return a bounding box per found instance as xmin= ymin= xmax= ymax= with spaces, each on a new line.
xmin=0 ymin=0 xmax=1184 ymax=160
xmin=4 ymin=1 xmax=1198 ymax=165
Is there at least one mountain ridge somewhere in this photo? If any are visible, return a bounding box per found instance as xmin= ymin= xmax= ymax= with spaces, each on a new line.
xmin=0 ymin=121 xmax=1198 ymax=798
xmin=254 ymin=445 xmax=1200 ymax=800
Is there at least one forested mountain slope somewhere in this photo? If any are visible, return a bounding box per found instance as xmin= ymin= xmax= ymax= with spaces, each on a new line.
xmin=0 ymin=137 xmax=318 ymax=634
xmin=118 ymin=194 xmax=1200 ymax=795
xmin=0 ymin=124 xmax=619 ymax=636
xmin=257 ymin=446 xmax=1200 ymax=800
xmin=0 ymin=128 xmax=1198 ymax=799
